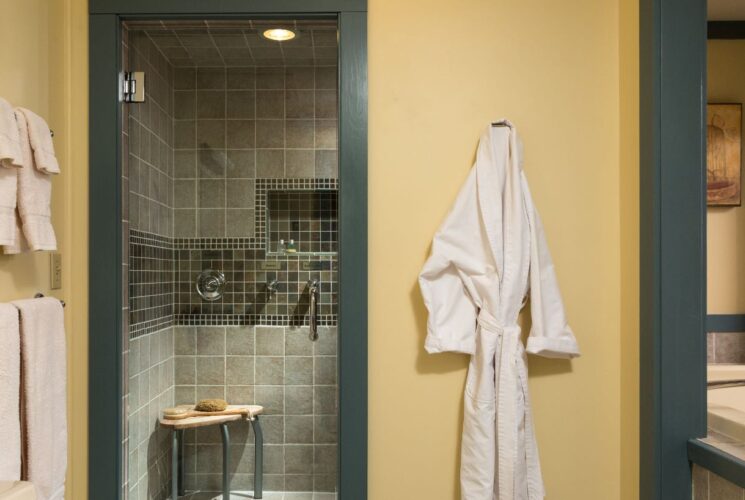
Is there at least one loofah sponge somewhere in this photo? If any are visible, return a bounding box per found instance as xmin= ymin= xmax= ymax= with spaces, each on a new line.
xmin=195 ymin=398 xmax=228 ymax=412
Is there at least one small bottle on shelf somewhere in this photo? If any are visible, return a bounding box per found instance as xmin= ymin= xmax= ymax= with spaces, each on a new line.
xmin=286 ymin=239 xmax=297 ymax=253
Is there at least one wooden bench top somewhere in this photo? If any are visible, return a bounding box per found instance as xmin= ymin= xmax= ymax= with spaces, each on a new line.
xmin=158 ymin=405 xmax=264 ymax=430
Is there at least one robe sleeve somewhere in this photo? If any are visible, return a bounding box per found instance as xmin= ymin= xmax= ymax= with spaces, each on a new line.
xmin=524 ymin=178 xmax=581 ymax=359
xmin=418 ymin=171 xmax=482 ymax=355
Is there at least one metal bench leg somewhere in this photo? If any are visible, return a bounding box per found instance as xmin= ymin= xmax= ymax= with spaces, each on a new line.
xmin=171 ymin=429 xmax=178 ymax=500
xmin=250 ymin=417 xmax=263 ymax=499
xmin=220 ymin=423 xmax=231 ymax=500
xmin=177 ymin=429 xmax=185 ymax=497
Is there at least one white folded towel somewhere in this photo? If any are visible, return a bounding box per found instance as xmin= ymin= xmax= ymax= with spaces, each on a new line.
xmin=0 ymin=304 xmax=21 ymax=481
xmin=0 ymin=168 xmax=18 ymax=247
xmin=0 ymin=98 xmax=22 ymax=168
xmin=0 ymin=98 xmax=22 ymax=247
xmin=16 ymin=108 xmax=58 ymax=175
xmin=12 ymin=298 xmax=66 ymax=500
xmin=4 ymin=110 xmax=57 ymax=254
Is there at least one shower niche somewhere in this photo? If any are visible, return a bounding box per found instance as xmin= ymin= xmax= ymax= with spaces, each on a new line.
xmin=267 ymin=189 xmax=338 ymax=256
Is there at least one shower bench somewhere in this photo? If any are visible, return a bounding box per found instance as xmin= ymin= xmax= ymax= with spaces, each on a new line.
xmin=159 ymin=405 xmax=264 ymax=500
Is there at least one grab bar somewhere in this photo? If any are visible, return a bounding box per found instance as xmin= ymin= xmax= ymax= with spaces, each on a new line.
xmin=308 ymin=279 xmax=319 ymax=341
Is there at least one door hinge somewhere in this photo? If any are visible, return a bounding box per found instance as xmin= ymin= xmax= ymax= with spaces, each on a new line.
xmin=123 ymin=71 xmax=145 ymax=103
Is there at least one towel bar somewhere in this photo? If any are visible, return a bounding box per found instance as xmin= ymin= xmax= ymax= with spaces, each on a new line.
xmin=33 ymin=293 xmax=65 ymax=308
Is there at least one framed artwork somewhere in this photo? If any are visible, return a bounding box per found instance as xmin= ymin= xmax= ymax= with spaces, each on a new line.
xmin=707 ymin=103 xmax=742 ymax=206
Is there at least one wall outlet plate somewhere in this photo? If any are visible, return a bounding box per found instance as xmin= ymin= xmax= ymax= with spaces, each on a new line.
xmin=50 ymin=252 xmax=62 ymax=289
xmin=260 ymin=261 xmax=282 ymax=271
xmin=301 ymin=261 xmax=322 ymax=271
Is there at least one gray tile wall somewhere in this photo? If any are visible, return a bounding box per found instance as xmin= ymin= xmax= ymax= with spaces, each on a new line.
xmin=128 ymin=30 xmax=175 ymax=237
xmin=172 ymin=66 xmax=338 ymax=238
xmin=174 ymin=325 xmax=338 ymax=493
xmin=693 ymin=464 xmax=745 ymax=499
xmin=122 ymin=27 xmax=339 ymax=497
xmin=126 ymin=28 xmax=178 ymax=336
xmin=123 ymin=28 xmax=177 ymax=500
xmin=127 ymin=327 xmax=176 ymax=500
xmin=707 ymin=332 xmax=745 ymax=363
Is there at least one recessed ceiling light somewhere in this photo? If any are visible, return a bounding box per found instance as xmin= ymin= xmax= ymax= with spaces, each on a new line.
xmin=262 ymin=28 xmax=296 ymax=42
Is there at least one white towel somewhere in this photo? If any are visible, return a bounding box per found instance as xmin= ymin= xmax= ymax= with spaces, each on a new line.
xmin=12 ymin=298 xmax=66 ymax=500
xmin=0 ymin=98 xmax=22 ymax=168
xmin=4 ymin=110 xmax=57 ymax=254
xmin=0 ymin=167 xmax=19 ymax=247
xmin=0 ymin=98 xmax=22 ymax=247
xmin=0 ymin=304 xmax=21 ymax=481
xmin=16 ymin=109 xmax=58 ymax=175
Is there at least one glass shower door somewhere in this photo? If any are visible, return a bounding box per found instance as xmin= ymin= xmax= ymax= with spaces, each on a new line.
xmin=121 ymin=18 xmax=339 ymax=499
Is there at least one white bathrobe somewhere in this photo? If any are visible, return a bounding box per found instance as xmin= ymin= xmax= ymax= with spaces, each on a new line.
xmin=419 ymin=121 xmax=580 ymax=500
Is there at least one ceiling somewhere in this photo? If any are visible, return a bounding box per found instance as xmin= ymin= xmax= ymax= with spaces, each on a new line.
xmin=709 ymin=0 xmax=745 ymax=21
xmin=124 ymin=19 xmax=338 ymax=68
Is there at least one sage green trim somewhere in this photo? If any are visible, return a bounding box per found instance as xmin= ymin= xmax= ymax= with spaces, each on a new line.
xmin=688 ymin=440 xmax=745 ymax=490
xmin=640 ymin=0 xmax=708 ymax=498
xmin=90 ymin=0 xmax=366 ymax=15
xmin=706 ymin=315 xmax=745 ymax=332
xmin=338 ymin=11 xmax=367 ymax=499
xmin=90 ymin=3 xmax=368 ymax=499
xmin=88 ymin=13 xmax=123 ymax=499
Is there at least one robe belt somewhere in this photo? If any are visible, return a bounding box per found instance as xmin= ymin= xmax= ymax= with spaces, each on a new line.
xmin=477 ymin=309 xmax=544 ymax=500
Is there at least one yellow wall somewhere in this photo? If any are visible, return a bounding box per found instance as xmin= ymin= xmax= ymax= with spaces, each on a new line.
xmin=369 ymin=1 xmax=636 ymax=499
xmin=0 ymin=1 xmax=88 ymax=499
xmin=708 ymin=40 xmax=745 ymax=314
xmin=2 ymin=0 xmax=639 ymax=498
xmin=619 ymin=1 xmax=640 ymax=499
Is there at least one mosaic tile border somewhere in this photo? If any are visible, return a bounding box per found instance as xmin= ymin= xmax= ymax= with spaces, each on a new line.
xmin=174 ymin=248 xmax=337 ymax=317
xmin=174 ymin=313 xmax=337 ymax=326
xmin=130 ymin=226 xmax=338 ymax=334
xmin=129 ymin=229 xmax=175 ymax=339
xmin=130 ymin=229 xmax=174 ymax=248
xmin=173 ymin=237 xmax=253 ymax=250
xmin=129 ymin=229 xmax=173 ymax=250
xmin=129 ymin=316 xmax=174 ymax=338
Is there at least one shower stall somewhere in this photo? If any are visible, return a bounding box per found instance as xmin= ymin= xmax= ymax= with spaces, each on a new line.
xmin=91 ymin=13 xmax=362 ymax=499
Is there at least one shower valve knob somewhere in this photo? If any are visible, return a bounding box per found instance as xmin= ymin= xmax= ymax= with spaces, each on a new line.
xmin=196 ymin=269 xmax=226 ymax=301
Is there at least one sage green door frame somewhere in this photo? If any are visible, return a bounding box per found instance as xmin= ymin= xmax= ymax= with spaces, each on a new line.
xmin=639 ymin=0 xmax=708 ymax=498
xmin=89 ymin=2 xmax=368 ymax=498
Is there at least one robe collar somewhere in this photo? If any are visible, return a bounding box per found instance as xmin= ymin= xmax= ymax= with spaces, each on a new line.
xmin=475 ymin=120 xmax=528 ymax=320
